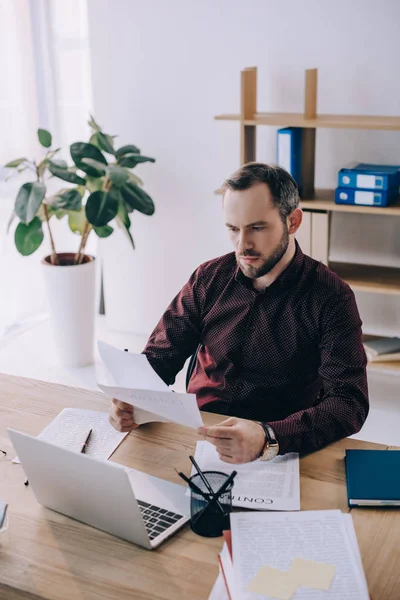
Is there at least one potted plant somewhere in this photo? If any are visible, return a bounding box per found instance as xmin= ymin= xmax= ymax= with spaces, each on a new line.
xmin=3 ymin=116 xmax=155 ymax=368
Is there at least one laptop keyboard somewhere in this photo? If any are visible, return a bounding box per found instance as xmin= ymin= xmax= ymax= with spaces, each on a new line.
xmin=137 ymin=500 xmax=184 ymax=540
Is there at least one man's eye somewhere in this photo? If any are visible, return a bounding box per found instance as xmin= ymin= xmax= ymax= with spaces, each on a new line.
xmin=252 ymin=226 xmax=265 ymax=231
xmin=228 ymin=227 xmax=238 ymax=233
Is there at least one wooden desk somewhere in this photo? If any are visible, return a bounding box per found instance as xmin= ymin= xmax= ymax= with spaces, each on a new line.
xmin=0 ymin=374 xmax=399 ymax=600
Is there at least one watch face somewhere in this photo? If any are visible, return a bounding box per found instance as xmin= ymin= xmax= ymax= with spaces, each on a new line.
xmin=260 ymin=444 xmax=279 ymax=461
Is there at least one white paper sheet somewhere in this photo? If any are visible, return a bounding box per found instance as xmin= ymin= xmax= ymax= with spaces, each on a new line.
xmin=13 ymin=408 xmax=128 ymax=464
xmin=97 ymin=341 xmax=203 ymax=429
xmin=98 ymin=341 xmax=171 ymax=391
xmin=230 ymin=510 xmax=369 ymax=600
xmin=190 ymin=441 xmax=300 ymax=510
xmin=208 ymin=571 xmax=230 ymax=600
xmin=98 ymin=384 xmax=203 ymax=429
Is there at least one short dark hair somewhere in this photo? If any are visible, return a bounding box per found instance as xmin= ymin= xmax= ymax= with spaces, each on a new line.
xmin=222 ymin=162 xmax=300 ymax=221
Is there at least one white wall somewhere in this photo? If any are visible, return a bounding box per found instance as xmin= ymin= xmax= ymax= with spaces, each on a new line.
xmin=87 ymin=0 xmax=400 ymax=336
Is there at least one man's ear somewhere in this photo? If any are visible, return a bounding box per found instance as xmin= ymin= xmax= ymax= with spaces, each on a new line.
xmin=287 ymin=208 xmax=303 ymax=235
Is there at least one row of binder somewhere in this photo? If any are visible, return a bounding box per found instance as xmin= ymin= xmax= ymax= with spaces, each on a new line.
xmin=276 ymin=128 xmax=400 ymax=207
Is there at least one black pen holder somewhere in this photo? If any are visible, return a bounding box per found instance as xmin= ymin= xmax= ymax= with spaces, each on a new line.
xmin=190 ymin=470 xmax=233 ymax=537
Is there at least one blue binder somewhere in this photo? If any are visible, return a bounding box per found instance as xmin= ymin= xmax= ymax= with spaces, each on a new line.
xmin=338 ymin=163 xmax=400 ymax=191
xmin=335 ymin=186 xmax=399 ymax=207
xmin=277 ymin=128 xmax=303 ymax=193
xmin=345 ymin=449 xmax=400 ymax=506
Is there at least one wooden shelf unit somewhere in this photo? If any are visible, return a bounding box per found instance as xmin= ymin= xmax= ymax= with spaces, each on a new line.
xmin=215 ymin=66 xmax=400 ymax=373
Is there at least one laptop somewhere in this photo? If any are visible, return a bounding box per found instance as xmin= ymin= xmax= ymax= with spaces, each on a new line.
xmin=8 ymin=428 xmax=190 ymax=549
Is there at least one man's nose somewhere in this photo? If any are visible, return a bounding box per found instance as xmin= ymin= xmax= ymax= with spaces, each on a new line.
xmin=237 ymin=231 xmax=253 ymax=252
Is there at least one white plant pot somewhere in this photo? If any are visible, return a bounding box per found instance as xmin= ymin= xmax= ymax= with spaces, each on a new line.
xmin=42 ymin=253 xmax=96 ymax=368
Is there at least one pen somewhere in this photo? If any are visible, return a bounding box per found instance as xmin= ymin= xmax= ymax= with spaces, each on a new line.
xmin=189 ymin=455 xmax=225 ymax=515
xmin=80 ymin=428 xmax=93 ymax=454
xmin=174 ymin=468 xmax=213 ymax=502
xmin=193 ymin=470 xmax=237 ymax=524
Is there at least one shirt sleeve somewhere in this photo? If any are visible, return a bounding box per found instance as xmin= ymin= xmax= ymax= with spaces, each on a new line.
xmin=142 ymin=266 xmax=205 ymax=385
xmin=268 ymin=291 xmax=369 ymax=456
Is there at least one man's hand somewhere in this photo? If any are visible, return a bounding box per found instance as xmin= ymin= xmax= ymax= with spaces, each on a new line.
xmin=109 ymin=399 xmax=140 ymax=432
xmin=197 ymin=417 xmax=265 ymax=463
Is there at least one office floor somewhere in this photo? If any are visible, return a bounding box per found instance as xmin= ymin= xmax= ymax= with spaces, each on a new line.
xmin=0 ymin=314 xmax=399 ymax=447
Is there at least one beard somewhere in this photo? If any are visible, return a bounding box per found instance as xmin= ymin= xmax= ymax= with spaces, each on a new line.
xmin=237 ymin=224 xmax=290 ymax=280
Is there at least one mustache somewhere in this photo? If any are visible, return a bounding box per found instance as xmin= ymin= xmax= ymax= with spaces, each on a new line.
xmin=238 ymin=251 xmax=261 ymax=257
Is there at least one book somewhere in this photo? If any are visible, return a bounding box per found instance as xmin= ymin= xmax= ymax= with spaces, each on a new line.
xmin=363 ymin=336 xmax=400 ymax=362
xmin=345 ymin=449 xmax=400 ymax=506
xmin=335 ymin=186 xmax=399 ymax=207
xmin=338 ymin=163 xmax=400 ymax=191
xmin=277 ymin=127 xmax=303 ymax=193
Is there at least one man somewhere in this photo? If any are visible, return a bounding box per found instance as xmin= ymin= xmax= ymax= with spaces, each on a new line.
xmin=110 ymin=163 xmax=369 ymax=463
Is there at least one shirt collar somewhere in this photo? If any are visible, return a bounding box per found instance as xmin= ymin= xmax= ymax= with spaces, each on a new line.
xmin=234 ymin=240 xmax=304 ymax=291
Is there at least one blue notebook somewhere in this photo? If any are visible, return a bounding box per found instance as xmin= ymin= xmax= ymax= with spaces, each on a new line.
xmin=345 ymin=449 xmax=400 ymax=507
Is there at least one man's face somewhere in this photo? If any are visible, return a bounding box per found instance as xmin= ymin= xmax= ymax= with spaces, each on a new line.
xmin=223 ymin=182 xmax=289 ymax=279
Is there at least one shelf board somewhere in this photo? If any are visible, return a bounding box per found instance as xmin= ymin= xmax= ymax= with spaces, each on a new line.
xmin=300 ymin=190 xmax=400 ymax=216
xmin=215 ymin=112 xmax=400 ymax=130
xmin=330 ymin=262 xmax=400 ymax=296
xmin=216 ymin=188 xmax=400 ymax=216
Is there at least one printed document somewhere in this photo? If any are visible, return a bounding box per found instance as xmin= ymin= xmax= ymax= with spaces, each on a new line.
xmin=190 ymin=441 xmax=300 ymax=510
xmin=13 ymin=408 xmax=128 ymax=463
xmin=97 ymin=341 xmax=203 ymax=429
xmin=230 ymin=510 xmax=369 ymax=600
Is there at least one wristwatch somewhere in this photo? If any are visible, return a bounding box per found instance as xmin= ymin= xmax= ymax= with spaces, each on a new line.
xmin=256 ymin=422 xmax=279 ymax=461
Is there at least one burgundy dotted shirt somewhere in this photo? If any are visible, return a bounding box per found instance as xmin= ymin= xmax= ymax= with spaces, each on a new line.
xmin=144 ymin=243 xmax=369 ymax=455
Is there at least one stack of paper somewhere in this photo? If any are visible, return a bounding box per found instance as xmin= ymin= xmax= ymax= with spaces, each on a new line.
xmin=13 ymin=408 xmax=128 ymax=463
xmin=190 ymin=441 xmax=300 ymax=511
xmin=217 ymin=510 xmax=369 ymax=600
xmin=97 ymin=341 xmax=203 ymax=429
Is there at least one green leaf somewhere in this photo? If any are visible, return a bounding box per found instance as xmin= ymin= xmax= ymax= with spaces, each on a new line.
xmin=88 ymin=114 xmax=102 ymax=132
xmin=94 ymin=224 xmax=114 ymax=238
xmin=115 ymin=144 xmax=141 ymax=158
xmin=118 ymin=154 xmax=155 ymax=168
xmin=70 ymin=142 xmax=107 ymax=177
xmin=128 ymin=171 xmax=144 ymax=186
xmin=50 ymin=159 xmax=68 ymax=169
xmin=37 ymin=160 xmax=49 ymax=178
xmin=15 ymin=217 xmax=44 ymax=256
xmin=48 ymin=189 xmax=82 ymax=211
xmin=15 ymin=182 xmax=46 ymax=225
xmin=4 ymin=158 xmax=27 ymax=168
xmin=7 ymin=210 xmax=16 ymax=233
xmin=68 ymin=208 xmax=86 ymax=235
xmin=86 ymin=176 xmax=104 ymax=193
xmin=121 ymin=181 xmax=155 ymax=215
xmin=81 ymin=157 xmax=107 ymax=175
xmin=38 ymin=128 xmax=52 ymax=148
xmin=97 ymin=132 xmax=115 ymax=155
xmin=107 ymin=165 xmax=130 ymax=187
xmin=89 ymin=133 xmax=102 ymax=149
xmin=116 ymin=202 xmax=135 ymax=249
xmin=85 ymin=190 xmax=118 ymax=227
xmin=48 ymin=162 xmax=86 ymax=185
xmin=45 ymin=148 xmax=61 ymax=161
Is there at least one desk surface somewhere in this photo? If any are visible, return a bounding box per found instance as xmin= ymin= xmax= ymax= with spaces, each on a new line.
xmin=0 ymin=374 xmax=399 ymax=600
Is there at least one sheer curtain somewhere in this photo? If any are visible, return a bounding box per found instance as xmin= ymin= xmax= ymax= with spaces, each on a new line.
xmin=0 ymin=0 xmax=45 ymax=331
xmin=0 ymin=0 xmax=95 ymax=333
